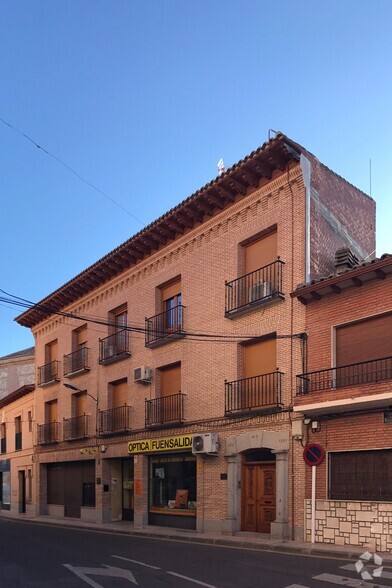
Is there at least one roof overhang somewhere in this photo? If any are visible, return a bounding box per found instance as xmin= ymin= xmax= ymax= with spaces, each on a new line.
xmin=0 ymin=384 xmax=35 ymax=409
xmin=292 ymin=255 xmax=392 ymax=305
xmin=293 ymin=391 xmax=392 ymax=417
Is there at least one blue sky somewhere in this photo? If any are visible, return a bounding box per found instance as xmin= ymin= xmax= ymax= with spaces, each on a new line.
xmin=1 ymin=0 xmax=392 ymax=356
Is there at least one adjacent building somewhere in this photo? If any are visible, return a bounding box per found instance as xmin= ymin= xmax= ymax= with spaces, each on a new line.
xmin=293 ymin=250 xmax=392 ymax=551
xmin=14 ymin=133 xmax=375 ymax=540
xmin=0 ymin=347 xmax=35 ymax=515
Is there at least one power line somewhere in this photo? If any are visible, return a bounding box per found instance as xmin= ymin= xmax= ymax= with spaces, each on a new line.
xmin=0 ymin=117 xmax=145 ymax=225
xmin=1 ymin=289 xmax=306 ymax=344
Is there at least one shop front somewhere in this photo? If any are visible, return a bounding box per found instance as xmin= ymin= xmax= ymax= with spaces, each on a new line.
xmin=128 ymin=434 xmax=196 ymax=530
xmin=0 ymin=459 xmax=10 ymax=511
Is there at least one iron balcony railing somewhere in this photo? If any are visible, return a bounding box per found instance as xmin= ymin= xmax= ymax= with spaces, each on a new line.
xmin=37 ymin=422 xmax=60 ymax=445
xmin=99 ymin=329 xmax=130 ymax=364
xmin=145 ymin=305 xmax=185 ymax=346
xmin=63 ymin=347 xmax=90 ymax=376
xmin=98 ymin=405 xmax=132 ymax=435
xmin=225 ymin=259 xmax=284 ymax=316
xmin=1 ymin=438 xmax=6 ymax=454
xmin=38 ymin=360 xmax=60 ymax=386
xmin=15 ymin=432 xmax=22 ymax=451
xmin=145 ymin=392 xmax=185 ymax=427
xmin=63 ymin=414 xmax=90 ymax=440
xmin=297 ymin=356 xmax=392 ymax=395
xmin=225 ymin=370 xmax=283 ymax=415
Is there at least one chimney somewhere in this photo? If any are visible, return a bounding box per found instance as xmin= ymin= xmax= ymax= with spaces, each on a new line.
xmin=334 ymin=247 xmax=359 ymax=274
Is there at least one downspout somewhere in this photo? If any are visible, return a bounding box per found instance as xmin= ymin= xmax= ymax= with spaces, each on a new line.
xmin=300 ymin=154 xmax=311 ymax=284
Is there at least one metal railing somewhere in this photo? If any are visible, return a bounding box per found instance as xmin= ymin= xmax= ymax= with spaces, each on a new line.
xmin=297 ymin=356 xmax=392 ymax=395
xmin=38 ymin=361 xmax=60 ymax=386
xmin=99 ymin=330 xmax=130 ymax=363
xmin=225 ymin=259 xmax=284 ymax=315
xmin=15 ymin=432 xmax=22 ymax=451
xmin=145 ymin=305 xmax=185 ymax=346
xmin=98 ymin=405 xmax=132 ymax=434
xmin=225 ymin=371 xmax=283 ymax=414
xmin=37 ymin=422 xmax=60 ymax=445
xmin=63 ymin=347 xmax=90 ymax=376
xmin=63 ymin=415 xmax=90 ymax=440
xmin=145 ymin=392 xmax=185 ymax=427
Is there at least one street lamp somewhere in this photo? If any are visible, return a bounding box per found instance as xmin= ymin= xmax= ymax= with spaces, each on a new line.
xmin=63 ymin=382 xmax=99 ymax=435
xmin=63 ymin=382 xmax=98 ymax=403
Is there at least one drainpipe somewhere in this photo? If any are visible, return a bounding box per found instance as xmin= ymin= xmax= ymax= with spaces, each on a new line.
xmin=300 ymin=154 xmax=311 ymax=284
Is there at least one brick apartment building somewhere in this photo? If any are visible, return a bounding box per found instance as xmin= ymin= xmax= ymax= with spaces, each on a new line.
xmin=293 ymin=251 xmax=392 ymax=551
xmin=15 ymin=133 xmax=375 ymax=540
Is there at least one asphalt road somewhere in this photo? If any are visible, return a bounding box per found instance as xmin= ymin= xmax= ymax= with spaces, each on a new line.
xmin=0 ymin=519 xmax=390 ymax=588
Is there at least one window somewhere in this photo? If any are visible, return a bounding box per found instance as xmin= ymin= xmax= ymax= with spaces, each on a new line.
xmin=28 ymin=411 xmax=32 ymax=433
xmin=244 ymin=229 xmax=277 ymax=275
xmin=149 ymin=455 xmax=196 ymax=512
xmin=15 ymin=416 xmax=22 ymax=451
xmin=329 ymin=450 xmax=392 ymax=501
xmin=335 ymin=313 xmax=392 ymax=387
xmin=161 ymin=279 xmax=182 ymax=331
xmin=0 ymin=423 xmax=6 ymax=454
xmin=114 ymin=307 xmax=127 ymax=353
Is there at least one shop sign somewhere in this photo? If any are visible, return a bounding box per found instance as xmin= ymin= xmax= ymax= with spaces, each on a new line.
xmin=128 ymin=434 xmax=192 ymax=455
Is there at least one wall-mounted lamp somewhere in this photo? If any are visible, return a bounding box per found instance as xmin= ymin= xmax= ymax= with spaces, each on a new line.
xmin=63 ymin=382 xmax=97 ymax=404
xmin=311 ymin=420 xmax=321 ymax=433
xmin=100 ymin=445 xmax=107 ymax=453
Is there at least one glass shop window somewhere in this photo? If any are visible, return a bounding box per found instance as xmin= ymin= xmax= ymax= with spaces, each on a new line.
xmin=149 ymin=455 xmax=196 ymax=513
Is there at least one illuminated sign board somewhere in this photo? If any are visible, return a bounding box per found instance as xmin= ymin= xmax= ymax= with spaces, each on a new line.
xmin=128 ymin=434 xmax=193 ymax=455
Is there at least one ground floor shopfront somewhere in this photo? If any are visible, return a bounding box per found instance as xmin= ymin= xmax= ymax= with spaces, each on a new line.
xmin=34 ymin=421 xmax=294 ymax=540
xmin=0 ymin=454 xmax=34 ymax=517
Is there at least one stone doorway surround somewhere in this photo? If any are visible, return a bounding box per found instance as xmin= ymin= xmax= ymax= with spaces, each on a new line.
xmin=225 ymin=430 xmax=289 ymax=539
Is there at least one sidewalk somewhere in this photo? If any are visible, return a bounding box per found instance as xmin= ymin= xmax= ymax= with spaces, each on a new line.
xmin=2 ymin=512 xmax=391 ymax=563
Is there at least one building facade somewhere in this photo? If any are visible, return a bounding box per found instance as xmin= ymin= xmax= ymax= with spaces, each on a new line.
xmin=293 ymin=251 xmax=392 ymax=551
xmin=16 ymin=133 xmax=375 ymax=540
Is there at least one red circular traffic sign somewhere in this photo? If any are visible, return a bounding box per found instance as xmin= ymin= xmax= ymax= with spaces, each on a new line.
xmin=303 ymin=443 xmax=325 ymax=466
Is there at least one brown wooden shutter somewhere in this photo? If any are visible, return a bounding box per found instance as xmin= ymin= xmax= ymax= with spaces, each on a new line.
xmin=73 ymin=392 xmax=87 ymax=416
xmin=160 ymin=363 xmax=181 ymax=397
xmin=161 ymin=279 xmax=181 ymax=302
xmin=112 ymin=380 xmax=127 ymax=408
xmin=244 ymin=338 xmax=276 ymax=378
xmin=46 ymin=400 xmax=58 ymax=423
xmin=336 ymin=313 xmax=392 ymax=366
xmin=245 ymin=231 xmax=277 ymax=274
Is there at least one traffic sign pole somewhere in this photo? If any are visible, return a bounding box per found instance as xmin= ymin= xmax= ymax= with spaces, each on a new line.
xmin=311 ymin=465 xmax=316 ymax=543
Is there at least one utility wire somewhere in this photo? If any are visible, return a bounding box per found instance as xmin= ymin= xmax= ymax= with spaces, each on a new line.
xmin=0 ymin=117 xmax=145 ymax=225
xmin=0 ymin=289 xmax=306 ymax=344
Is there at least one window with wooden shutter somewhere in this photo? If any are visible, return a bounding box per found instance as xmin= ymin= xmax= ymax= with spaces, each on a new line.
xmin=245 ymin=231 xmax=277 ymax=274
xmin=335 ymin=313 xmax=392 ymax=386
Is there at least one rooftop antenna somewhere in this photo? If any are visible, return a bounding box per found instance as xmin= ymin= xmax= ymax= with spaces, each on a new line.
xmin=217 ymin=158 xmax=225 ymax=176
xmin=268 ymin=129 xmax=279 ymax=141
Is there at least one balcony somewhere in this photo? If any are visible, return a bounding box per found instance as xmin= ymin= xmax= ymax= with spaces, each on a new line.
xmin=145 ymin=305 xmax=185 ymax=348
xmin=38 ymin=361 xmax=60 ymax=386
xmin=98 ymin=406 xmax=132 ymax=435
xmin=15 ymin=432 xmax=22 ymax=451
xmin=225 ymin=371 xmax=283 ymax=415
xmin=99 ymin=330 xmax=130 ymax=364
xmin=297 ymin=356 xmax=392 ymax=395
xmin=225 ymin=259 xmax=284 ymax=317
xmin=63 ymin=348 xmax=90 ymax=377
xmin=63 ymin=415 xmax=90 ymax=440
xmin=1 ymin=438 xmax=6 ymax=454
xmin=145 ymin=393 xmax=185 ymax=427
xmin=37 ymin=422 xmax=60 ymax=445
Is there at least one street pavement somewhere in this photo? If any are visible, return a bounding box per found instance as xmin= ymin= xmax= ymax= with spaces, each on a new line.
xmin=1 ymin=517 xmax=392 ymax=587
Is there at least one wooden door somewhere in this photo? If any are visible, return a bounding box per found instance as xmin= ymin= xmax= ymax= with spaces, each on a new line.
xmin=242 ymin=463 xmax=276 ymax=533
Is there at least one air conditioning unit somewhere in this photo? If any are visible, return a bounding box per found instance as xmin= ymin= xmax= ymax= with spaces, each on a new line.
xmin=192 ymin=433 xmax=219 ymax=455
xmin=103 ymin=345 xmax=115 ymax=359
xmin=248 ymin=281 xmax=272 ymax=303
xmin=134 ymin=366 xmax=152 ymax=384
